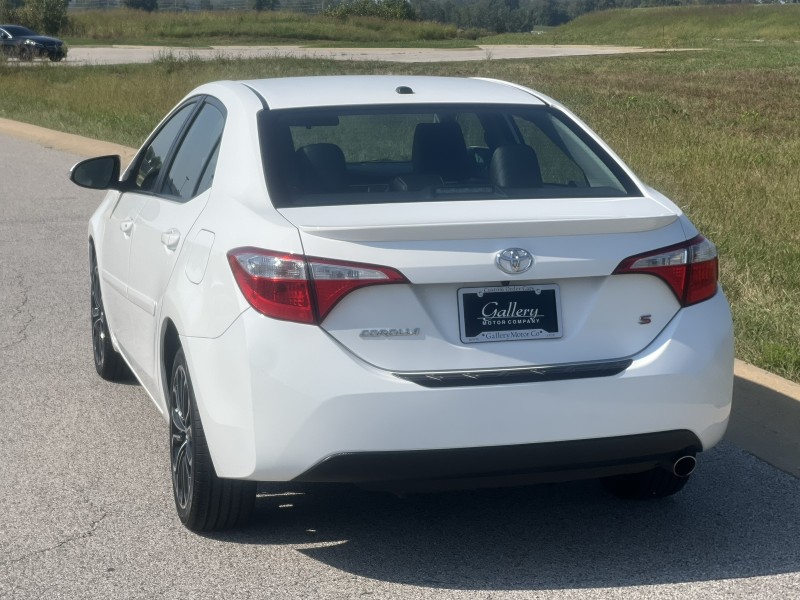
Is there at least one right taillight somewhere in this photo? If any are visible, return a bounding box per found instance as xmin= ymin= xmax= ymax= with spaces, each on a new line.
xmin=613 ymin=235 xmax=719 ymax=307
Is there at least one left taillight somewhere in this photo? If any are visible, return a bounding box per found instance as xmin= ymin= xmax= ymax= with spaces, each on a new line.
xmin=227 ymin=247 xmax=407 ymax=325
xmin=613 ymin=235 xmax=719 ymax=307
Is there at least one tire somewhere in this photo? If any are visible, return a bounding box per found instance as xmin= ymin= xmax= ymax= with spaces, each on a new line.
xmin=17 ymin=46 xmax=33 ymax=61
xmin=170 ymin=348 xmax=256 ymax=531
xmin=602 ymin=466 xmax=690 ymax=500
xmin=90 ymin=249 xmax=129 ymax=381
xmin=49 ymin=54 xmax=64 ymax=62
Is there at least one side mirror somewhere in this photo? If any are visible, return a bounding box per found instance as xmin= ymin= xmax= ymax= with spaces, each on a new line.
xmin=70 ymin=155 xmax=121 ymax=190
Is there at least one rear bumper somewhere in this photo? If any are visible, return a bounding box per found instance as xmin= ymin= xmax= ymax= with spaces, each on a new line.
xmin=294 ymin=430 xmax=701 ymax=485
xmin=181 ymin=290 xmax=733 ymax=481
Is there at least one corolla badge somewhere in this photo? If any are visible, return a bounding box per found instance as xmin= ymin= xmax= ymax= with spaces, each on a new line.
xmin=495 ymin=248 xmax=534 ymax=275
xmin=360 ymin=328 xmax=421 ymax=338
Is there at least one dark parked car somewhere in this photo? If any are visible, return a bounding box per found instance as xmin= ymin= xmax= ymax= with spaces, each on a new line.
xmin=0 ymin=25 xmax=67 ymax=61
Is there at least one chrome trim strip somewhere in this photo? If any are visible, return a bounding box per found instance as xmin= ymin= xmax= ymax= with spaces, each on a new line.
xmin=393 ymin=358 xmax=633 ymax=388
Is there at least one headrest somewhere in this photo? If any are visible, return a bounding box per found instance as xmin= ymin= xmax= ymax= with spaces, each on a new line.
xmin=489 ymin=145 xmax=542 ymax=189
xmin=412 ymin=122 xmax=472 ymax=182
xmin=296 ymin=143 xmax=348 ymax=193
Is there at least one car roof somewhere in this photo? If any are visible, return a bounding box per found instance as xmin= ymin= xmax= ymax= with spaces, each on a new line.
xmin=237 ymin=76 xmax=548 ymax=110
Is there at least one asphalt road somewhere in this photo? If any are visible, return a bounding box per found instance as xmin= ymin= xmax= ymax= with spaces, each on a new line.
xmin=2 ymin=133 xmax=800 ymax=599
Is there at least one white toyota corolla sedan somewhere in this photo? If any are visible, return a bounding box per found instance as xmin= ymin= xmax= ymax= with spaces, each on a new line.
xmin=70 ymin=76 xmax=734 ymax=531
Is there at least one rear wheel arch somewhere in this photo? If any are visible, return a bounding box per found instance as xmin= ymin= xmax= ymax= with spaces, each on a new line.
xmin=161 ymin=318 xmax=181 ymax=408
xmin=166 ymin=341 xmax=256 ymax=531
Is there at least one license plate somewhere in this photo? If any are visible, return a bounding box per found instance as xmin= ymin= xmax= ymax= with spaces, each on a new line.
xmin=458 ymin=284 xmax=562 ymax=343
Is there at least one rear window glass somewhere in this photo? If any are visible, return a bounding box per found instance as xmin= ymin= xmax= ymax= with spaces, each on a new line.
xmin=259 ymin=104 xmax=640 ymax=208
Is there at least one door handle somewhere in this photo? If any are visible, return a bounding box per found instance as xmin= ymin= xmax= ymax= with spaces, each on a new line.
xmin=120 ymin=218 xmax=134 ymax=235
xmin=161 ymin=228 xmax=181 ymax=251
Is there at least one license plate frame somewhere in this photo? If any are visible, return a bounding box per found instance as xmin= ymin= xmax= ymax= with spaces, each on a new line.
xmin=458 ymin=284 xmax=562 ymax=344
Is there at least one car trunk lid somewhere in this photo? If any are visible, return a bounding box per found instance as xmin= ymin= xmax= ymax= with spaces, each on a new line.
xmin=276 ymin=198 xmax=687 ymax=373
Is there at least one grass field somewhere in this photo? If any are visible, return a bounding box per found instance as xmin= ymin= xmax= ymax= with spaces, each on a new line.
xmin=62 ymin=9 xmax=482 ymax=47
xmin=492 ymin=4 xmax=800 ymax=47
xmin=1 ymin=12 xmax=799 ymax=381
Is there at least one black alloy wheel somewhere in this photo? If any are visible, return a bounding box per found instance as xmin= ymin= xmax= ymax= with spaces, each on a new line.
xmin=169 ymin=349 xmax=256 ymax=531
xmin=171 ymin=357 xmax=195 ymax=513
xmin=90 ymin=249 xmax=128 ymax=381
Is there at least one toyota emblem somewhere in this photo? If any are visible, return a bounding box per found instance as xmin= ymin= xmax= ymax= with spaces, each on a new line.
xmin=495 ymin=248 xmax=534 ymax=275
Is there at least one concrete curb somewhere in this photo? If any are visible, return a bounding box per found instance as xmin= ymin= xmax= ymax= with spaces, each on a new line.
xmin=734 ymin=359 xmax=800 ymax=401
xmin=0 ymin=118 xmax=137 ymax=163
xmin=2 ymin=118 xmax=798 ymax=478
xmin=729 ymin=360 xmax=800 ymax=478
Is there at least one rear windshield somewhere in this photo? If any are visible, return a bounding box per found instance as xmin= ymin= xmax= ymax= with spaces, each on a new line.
xmin=259 ymin=104 xmax=640 ymax=208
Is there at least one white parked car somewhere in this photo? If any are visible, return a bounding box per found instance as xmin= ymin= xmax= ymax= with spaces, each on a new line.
xmin=71 ymin=76 xmax=734 ymax=532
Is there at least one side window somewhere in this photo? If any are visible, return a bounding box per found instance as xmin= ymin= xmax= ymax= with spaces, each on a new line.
xmin=161 ymin=103 xmax=225 ymax=201
xmin=134 ymin=102 xmax=196 ymax=192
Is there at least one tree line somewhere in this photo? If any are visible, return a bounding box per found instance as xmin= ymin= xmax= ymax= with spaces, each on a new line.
xmin=2 ymin=0 xmax=792 ymax=37
xmin=320 ymin=0 xmax=794 ymax=32
xmin=410 ymin=0 xmax=777 ymax=32
xmin=1 ymin=0 xmax=68 ymax=34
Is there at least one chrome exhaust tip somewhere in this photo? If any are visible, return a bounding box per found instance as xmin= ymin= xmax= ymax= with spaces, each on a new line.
xmin=672 ymin=455 xmax=697 ymax=478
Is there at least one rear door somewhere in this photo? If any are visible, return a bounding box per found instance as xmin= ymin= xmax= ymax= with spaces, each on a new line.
xmin=125 ymin=100 xmax=225 ymax=388
xmin=101 ymin=101 xmax=197 ymax=360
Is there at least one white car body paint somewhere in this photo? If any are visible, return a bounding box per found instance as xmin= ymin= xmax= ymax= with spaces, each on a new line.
xmin=81 ymin=75 xmax=733 ymax=486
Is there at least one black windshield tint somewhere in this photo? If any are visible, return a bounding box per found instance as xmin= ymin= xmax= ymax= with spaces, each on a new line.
xmin=259 ymin=104 xmax=640 ymax=208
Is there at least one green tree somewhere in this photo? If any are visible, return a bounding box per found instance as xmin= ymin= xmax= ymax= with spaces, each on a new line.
xmin=19 ymin=0 xmax=68 ymax=35
xmin=326 ymin=0 xmax=418 ymax=20
xmin=1 ymin=0 xmax=23 ymax=23
xmin=123 ymin=0 xmax=158 ymax=12
xmin=253 ymin=0 xmax=280 ymax=11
